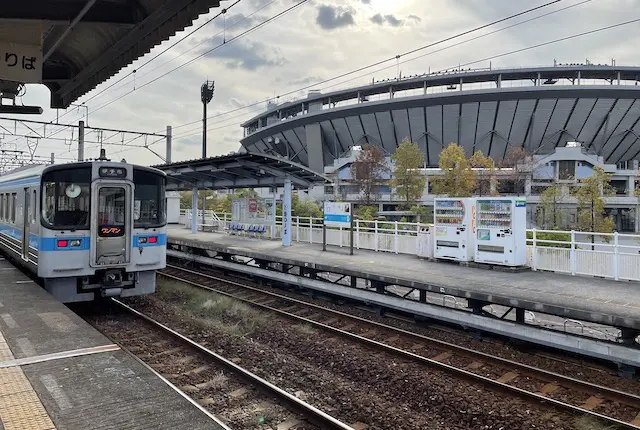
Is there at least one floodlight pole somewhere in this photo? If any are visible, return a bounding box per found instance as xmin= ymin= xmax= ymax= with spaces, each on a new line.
xmin=201 ymin=81 xmax=215 ymax=159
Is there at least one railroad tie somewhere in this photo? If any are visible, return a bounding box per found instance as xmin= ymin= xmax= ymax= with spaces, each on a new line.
xmin=581 ymin=396 xmax=604 ymax=411
xmin=496 ymin=371 xmax=519 ymax=384
xmin=276 ymin=418 xmax=303 ymax=430
xmin=630 ymin=411 xmax=640 ymax=426
xmin=431 ymin=352 xmax=452 ymax=362
xmin=465 ymin=361 xmax=484 ymax=370
xmin=537 ymin=383 xmax=560 ymax=396
xmin=350 ymin=423 xmax=369 ymax=430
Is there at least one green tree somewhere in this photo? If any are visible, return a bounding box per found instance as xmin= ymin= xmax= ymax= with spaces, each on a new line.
xmin=410 ymin=205 xmax=433 ymax=223
xmin=431 ymin=143 xmax=476 ymax=197
xmin=356 ymin=205 xmax=378 ymax=221
xmin=469 ymin=150 xmax=497 ymax=196
xmin=390 ymin=138 xmax=427 ymax=207
xmin=537 ymin=184 xmax=567 ymax=229
xmin=574 ymin=167 xmax=615 ymax=233
xmin=350 ymin=144 xmax=389 ymax=205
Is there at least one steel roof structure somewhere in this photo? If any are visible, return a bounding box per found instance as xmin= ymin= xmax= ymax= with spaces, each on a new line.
xmin=240 ymin=64 xmax=640 ymax=172
xmin=153 ymin=152 xmax=330 ymax=191
xmin=1 ymin=0 xmax=223 ymax=108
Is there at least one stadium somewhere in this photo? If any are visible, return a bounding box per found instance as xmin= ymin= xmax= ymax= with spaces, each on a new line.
xmin=239 ymin=64 xmax=640 ymax=173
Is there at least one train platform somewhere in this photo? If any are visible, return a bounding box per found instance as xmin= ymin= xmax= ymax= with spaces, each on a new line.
xmin=0 ymin=257 xmax=225 ymax=430
xmin=167 ymin=226 xmax=640 ymax=368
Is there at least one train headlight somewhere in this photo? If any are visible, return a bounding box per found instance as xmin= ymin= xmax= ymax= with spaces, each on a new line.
xmin=57 ymin=240 xmax=68 ymax=247
xmin=70 ymin=239 xmax=82 ymax=247
xmin=148 ymin=236 xmax=157 ymax=244
xmin=138 ymin=237 xmax=147 ymax=244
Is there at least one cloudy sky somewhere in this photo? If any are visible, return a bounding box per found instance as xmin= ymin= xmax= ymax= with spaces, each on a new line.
xmin=4 ymin=0 xmax=639 ymax=166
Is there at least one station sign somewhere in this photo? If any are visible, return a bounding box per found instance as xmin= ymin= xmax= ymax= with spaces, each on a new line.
xmin=0 ymin=42 xmax=42 ymax=84
xmin=323 ymin=202 xmax=352 ymax=227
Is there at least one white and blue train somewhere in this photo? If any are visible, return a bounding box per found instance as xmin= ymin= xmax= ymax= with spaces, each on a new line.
xmin=0 ymin=153 xmax=167 ymax=302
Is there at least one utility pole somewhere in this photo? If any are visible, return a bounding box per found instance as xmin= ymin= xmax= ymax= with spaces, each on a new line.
xmin=200 ymin=81 xmax=215 ymax=159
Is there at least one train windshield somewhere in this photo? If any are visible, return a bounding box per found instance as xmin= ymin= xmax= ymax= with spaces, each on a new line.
xmin=133 ymin=169 xmax=166 ymax=228
xmin=42 ymin=167 xmax=91 ymax=230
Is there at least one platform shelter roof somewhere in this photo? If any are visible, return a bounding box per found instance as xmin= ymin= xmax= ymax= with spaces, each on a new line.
xmin=153 ymin=152 xmax=330 ymax=191
xmin=1 ymin=0 xmax=223 ymax=108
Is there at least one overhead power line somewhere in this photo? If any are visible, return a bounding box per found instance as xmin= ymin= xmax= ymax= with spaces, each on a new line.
xmin=80 ymin=0 xmax=245 ymax=106
xmin=87 ymin=0 xmax=312 ymax=116
xmin=158 ymin=0 xmax=570 ymax=136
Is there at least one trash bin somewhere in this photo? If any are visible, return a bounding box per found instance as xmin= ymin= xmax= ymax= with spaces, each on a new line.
xmin=416 ymin=225 xmax=433 ymax=259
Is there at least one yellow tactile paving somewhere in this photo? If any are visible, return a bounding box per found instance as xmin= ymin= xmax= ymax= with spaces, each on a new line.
xmin=0 ymin=330 xmax=56 ymax=430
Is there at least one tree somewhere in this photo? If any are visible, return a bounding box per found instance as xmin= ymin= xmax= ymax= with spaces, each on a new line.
xmin=537 ymin=184 xmax=568 ymax=229
xmin=431 ymin=143 xmax=476 ymax=197
xmin=390 ymin=139 xmax=427 ymax=207
xmin=350 ymin=144 xmax=389 ymax=205
xmin=469 ymin=150 xmax=497 ymax=196
xmin=500 ymin=147 xmax=532 ymax=195
xmin=574 ymin=166 xmax=615 ymax=233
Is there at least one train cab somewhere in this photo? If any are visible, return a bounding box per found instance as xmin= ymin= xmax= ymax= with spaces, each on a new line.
xmin=39 ymin=158 xmax=167 ymax=302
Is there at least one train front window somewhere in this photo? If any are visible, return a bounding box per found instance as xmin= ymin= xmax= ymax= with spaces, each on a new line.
xmin=133 ymin=169 xmax=166 ymax=228
xmin=41 ymin=167 xmax=91 ymax=230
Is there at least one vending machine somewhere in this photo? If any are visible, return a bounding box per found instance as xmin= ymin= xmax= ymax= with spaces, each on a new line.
xmin=433 ymin=198 xmax=476 ymax=262
xmin=474 ymin=197 xmax=527 ymax=266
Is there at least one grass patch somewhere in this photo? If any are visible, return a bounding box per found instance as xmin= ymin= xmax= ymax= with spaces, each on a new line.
xmin=294 ymin=323 xmax=317 ymax=335
xmin=573 ymin=416 xmax=619 ymax=430
xmin=157 ymin=279 xmax=268 ymax=336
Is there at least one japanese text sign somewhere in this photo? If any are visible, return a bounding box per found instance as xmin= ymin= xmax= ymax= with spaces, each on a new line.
xmin=0 ymin=42 xmax=42 ymax=84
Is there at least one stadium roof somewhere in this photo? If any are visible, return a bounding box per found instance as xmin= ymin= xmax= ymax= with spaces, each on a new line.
xmin=239 ymin=65 xmax=640 ymax=171
xmin=153 ymin=152 xmax=330 ymax=190
xmin=242 ymin=65 xmax=640 ymax=126
xmin=1 ymin=0 xmax=223 ymax=108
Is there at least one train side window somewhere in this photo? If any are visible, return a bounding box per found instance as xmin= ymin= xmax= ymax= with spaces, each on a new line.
xmin=32 ymin=190 xmax=37 ymax=223
xmin=0 ymin=194 xmax=4 ymax=221
xmin=11 ymin=193 xmax=16 ymax=223
xmin=5 ymin=194 xmax=10 ymax=222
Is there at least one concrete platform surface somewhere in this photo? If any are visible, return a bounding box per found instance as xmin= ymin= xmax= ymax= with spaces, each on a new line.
xmin=0 ymin=257 xmax=224 ymax=430
xmin=168 ymin=226 xmax=640 ymax=330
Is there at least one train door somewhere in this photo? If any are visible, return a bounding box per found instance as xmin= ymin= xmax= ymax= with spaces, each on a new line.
xmin=91 ymin=183 xmax=132 ymax=266
xmin=22 ymin=188 xmax=29 ymax=261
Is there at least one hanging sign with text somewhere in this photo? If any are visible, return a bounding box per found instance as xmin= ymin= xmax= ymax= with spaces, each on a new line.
xmin=0 ymin=42 xmax=42 ymax=84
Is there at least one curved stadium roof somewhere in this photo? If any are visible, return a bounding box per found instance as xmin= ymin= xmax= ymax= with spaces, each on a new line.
xmin=240 ymin=65 xmax=640 ymax=172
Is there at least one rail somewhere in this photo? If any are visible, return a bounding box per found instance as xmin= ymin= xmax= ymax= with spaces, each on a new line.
xmin=178 ymin=209 xmax=640 ymax=282
xmin=160 ymin=265 xmax=640 ymax=429
xmin=110 ymin=298 xmax=354 ymax=430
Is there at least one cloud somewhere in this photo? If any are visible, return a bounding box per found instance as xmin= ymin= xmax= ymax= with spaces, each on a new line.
xmin=408 ymin=14 xmax=421 ymax=22
xmin=197 ymin=35 xmax=286 ymax=71
xmin=361 ymin=0 xmax=371 ymax=3
xmin=370 ymin=13 xmax=404 ymax=27
xmin=212 ymin=13 xmax=264 ymax=30
xmin=316 ymin=5 xmax=356 ymax=30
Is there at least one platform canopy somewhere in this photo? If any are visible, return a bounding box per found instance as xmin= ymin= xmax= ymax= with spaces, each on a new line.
xmin=153 ymin=152 xmax=330 ymax=191
xmin=0 ymin=0 xmax=223 ymax=108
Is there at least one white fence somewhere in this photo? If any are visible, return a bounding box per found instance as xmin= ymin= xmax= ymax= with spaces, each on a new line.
xmin=179 ymin=209 xmax=640 ymax=283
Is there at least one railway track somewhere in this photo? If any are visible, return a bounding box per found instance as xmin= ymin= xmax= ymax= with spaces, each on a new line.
xmin=161 ymin=264 xmax=640 ymax=429
xmin=88 ymin=298 xmax=354 ymax=430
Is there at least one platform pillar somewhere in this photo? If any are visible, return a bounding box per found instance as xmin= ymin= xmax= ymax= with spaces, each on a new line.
xmin=282 ymin=176 xmax=292 ymax=247
xmin=191 ymin=188 xmax=198 ymax=234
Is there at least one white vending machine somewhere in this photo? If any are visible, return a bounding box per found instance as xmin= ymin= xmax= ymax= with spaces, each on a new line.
xmin=474 ymin=197 xmax=527 ymax=266
xmin=433 ymin=198 xmax=476 ymax=262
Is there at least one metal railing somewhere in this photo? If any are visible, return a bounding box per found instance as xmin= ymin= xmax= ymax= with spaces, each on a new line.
xmin=178 ymin=209 xmax=640 ymax=282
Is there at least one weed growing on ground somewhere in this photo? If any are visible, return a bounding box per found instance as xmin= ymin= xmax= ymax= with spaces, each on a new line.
xmin=574 ymin=416 xmax=618 ymax=430
xmin=157 ymin=279 xmax=268 ymax=336
xmin=294 ymin=323 xmax=317 ymax=335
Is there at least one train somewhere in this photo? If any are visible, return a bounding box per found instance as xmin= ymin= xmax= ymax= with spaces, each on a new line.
xmin=0 ymin=150 xmax=167 ymax=303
